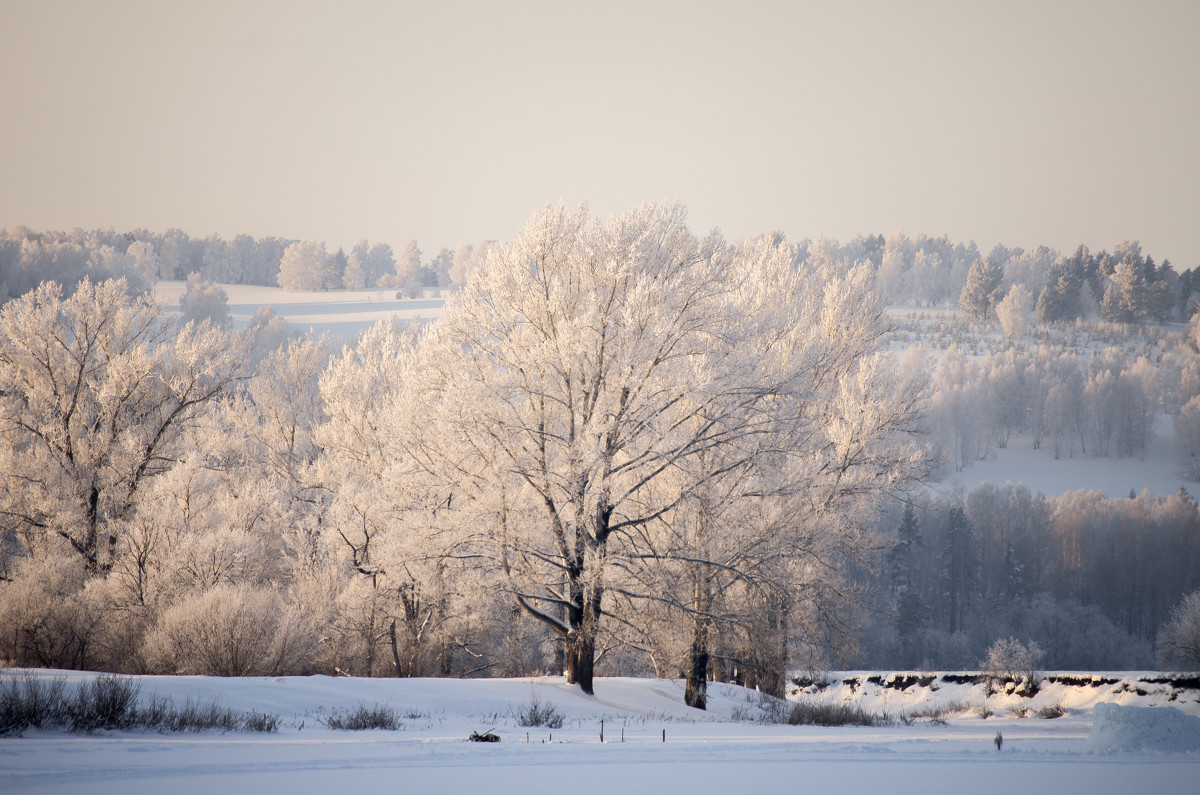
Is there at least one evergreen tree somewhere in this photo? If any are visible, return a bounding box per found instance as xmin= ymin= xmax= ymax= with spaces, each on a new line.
xmin=1100 ymin=258 xmax=1148 ymax=323
xmin=939 ymin=506 xmax=978 ymax=634
xmin=959 ymin=257 xmax=1004 ymax=319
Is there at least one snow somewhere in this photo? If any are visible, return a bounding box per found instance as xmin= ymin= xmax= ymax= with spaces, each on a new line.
xmin=152 ymin=281 xmax=445 ymax=339
xmin=1089 ymin=702 xmax=1200 ymax=753
xmin=935 ymin=415 xmax=1191 ymax=499
xmin=3 ymin=670 xmax=1198 ymax=794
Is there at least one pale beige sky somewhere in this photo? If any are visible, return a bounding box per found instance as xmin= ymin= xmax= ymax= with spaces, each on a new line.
xmin=3 ymin=0 xmax=1198 ymax=266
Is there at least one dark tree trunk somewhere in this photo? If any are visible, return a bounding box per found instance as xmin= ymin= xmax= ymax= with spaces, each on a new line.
xmin=759 ymin=598 xmax=788 ymax=698
xmin=684 ymin=622 xmax=709 ymax=709
xmin=388 ymin=618 xmax=402 ymax=676
xmin=684 ymin=563 xmax=711 ymax=709
xmin=84 ymin=485 xmax=101 ymax=573
xmin=565 ymin=629 xmax=596 ymax=695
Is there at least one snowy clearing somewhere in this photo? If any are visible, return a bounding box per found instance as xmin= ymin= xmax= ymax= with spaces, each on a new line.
xmin=935 ymin=414 xmax=1189 ymax=498
xmin=153 ymin=281 xmax=445 ymax=339
xmin=2 ymin=671 xmax=1198 ymax=795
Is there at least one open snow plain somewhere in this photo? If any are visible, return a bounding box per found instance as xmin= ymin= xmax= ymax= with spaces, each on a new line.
xmin=153 ymin=281 xmax=445 ymax=339
xmin=3 ymin=671 xmax=1198 ymax=795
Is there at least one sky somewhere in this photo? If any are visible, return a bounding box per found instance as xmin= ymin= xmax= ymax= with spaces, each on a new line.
xmin=3 ymin=0 xmax=1198 ymax=266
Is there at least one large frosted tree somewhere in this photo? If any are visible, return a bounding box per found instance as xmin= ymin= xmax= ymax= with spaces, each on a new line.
xmin=0 ymin=279 xmax=252 ymax=575
xmin=413 ymin=204 xmax=751 ymax=693
xmin=415 ymin=204 xmax=926 ymax=696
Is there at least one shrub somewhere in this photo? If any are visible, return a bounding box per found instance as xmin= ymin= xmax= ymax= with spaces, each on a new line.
xmin=69 ymin=675 xmax=141 ymax=731
xmin=981 ymin=637 xmax=1044 ymax=695
xmin=325 ymin=703 xmax=401 ymax=731
xmin=902 ymin=700 xmax=970 ymax=723
xmin=787 ymin=702 xmax=891 ymax=727
xmin=1037 ymin=703 xmax=1066 ymax=719
xmin=0 ymin=673 xmax=278 ymax=735
xmin=515 ymin=693 xmax=564 ymax=729
xmin=142 ymin=584 xmax=316 ymax=676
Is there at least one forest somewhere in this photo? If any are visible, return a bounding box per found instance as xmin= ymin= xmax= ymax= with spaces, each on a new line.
xmin=2 ymin=205 xmax=1199 ymax=708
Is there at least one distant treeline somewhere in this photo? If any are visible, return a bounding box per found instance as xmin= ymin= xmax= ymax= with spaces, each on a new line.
xmin=3 ymin=226 xmax=1198 ymax=322
xmin=865 ymin=484 xmax=1200 ymax=671
xmin=0 ymin=226 xmax=496 ymax=302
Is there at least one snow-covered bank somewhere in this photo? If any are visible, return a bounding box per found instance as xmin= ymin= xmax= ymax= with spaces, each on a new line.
xmin=2 ymin=670 xmax=1198 ymax=795
xmin=794 ymin=671 xmax=1200 ymax=719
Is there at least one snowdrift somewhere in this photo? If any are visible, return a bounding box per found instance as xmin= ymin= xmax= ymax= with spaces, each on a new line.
xmin=1088 ymin=702 xmax=1200 ymax=753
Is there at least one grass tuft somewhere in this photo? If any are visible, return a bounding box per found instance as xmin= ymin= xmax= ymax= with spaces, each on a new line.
xmin=325 ymin=702 xmax=402 ymax=731
xmin=787 ymin=701 xmax=892 ymax=727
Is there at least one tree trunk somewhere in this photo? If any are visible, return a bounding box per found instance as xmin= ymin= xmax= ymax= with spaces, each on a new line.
xmin=564 ymin=582 xmax=601 ymax=695
xmin=684 ymin=561 xmax=711 ymax=709
xmin=684 ymin=619 xmax=709 ymax=709
xmin=388 ymin=618 xmax=402 ymax=676
xmin=565 ymin=627 xmax=596 ymax=695
xmin=84 ymin=485 xmax=101 ymax=573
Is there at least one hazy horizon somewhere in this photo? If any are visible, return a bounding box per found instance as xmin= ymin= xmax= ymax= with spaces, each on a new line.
xmin=3 ymin=0 xmax=1198 ymax=265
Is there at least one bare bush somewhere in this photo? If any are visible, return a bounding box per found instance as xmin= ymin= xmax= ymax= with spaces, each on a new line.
xmin=141 ymin=584 xmax=317 ymax=676
xmin=515 ymin=693 xmax=564 ymax=728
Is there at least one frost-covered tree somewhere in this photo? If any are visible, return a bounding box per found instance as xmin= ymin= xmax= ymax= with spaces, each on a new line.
xmin=1175 ymin=396 xmax=1200 ymax=481
xmin=277 ymin=241 xmax=335 ymax=292
xmin=0 ymin=279 xmax=253 ymax=574
xmin=958 ymin=257 xmax=1005 ymax=319
xmin=378 ymin=240 xmax=422 ymax=290
xmin=416 ymin=204 xmax=927 ymax=697
xmin=981 ymin=636 xmax=1043 ymax=692
xmin=1158 ymin=590 xmax=1200 ymax=669
xmin=313 ymin=319 xmax=467 ymax=676
xmin=178 ymin=272 xmax=229 ymax=326
xmin=995 ymin=283 xmax=1032 ymax=339
xmin=343 ymin=240 xmax=371 ymax=289
xmin=416 ymin=204 xmax=738 ymax=694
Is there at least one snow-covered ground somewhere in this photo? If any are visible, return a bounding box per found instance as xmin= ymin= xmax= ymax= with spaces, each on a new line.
xmin=935 ymin=415 xmax=1191 ymax=498
xmin=152 ymin=281 xmax=445 ymax=339
xmin=3 ymin=671 xmax=1198 ymax=794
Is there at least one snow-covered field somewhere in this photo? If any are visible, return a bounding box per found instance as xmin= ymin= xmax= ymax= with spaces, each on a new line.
xmin=152 ymin=281 xmax=445 ymax=339
xmin=3 ymin=671 xmax=1198 ymax=794
xmin=935 ymin=415 xmax=1189 ymax=498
